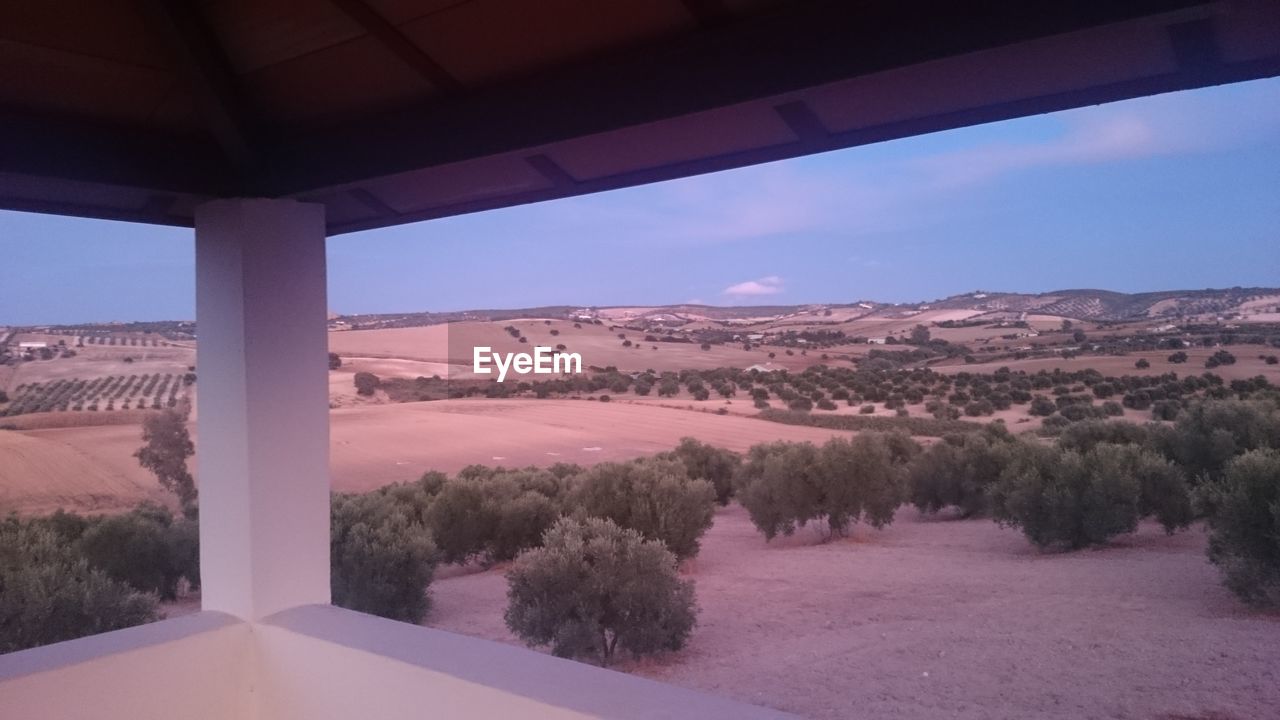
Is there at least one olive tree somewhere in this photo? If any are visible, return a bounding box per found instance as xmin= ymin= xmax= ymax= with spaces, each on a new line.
xmin=1155 ymin=397 xmax=1280 ymax=484
xmin=425 ymin=468 xmax=564 ymax=564
xmin=660 ymin=437 xmax=741 ymax=505
xmin=78 ymin=503 xmax=199 ymax=600
xmin=569 ymin=457 xmax=715 ymax=561
xmin=1 ymin=518 xmax=158 ymax=653
xmin=908 ymin=427 xmax=1012 ymax=517
xmin=734 ymin=434 xmax=913 ymax=540
xmin=504 ymin=517 xmax=697 ymax=665
xmin=331 ymin=491 xmax=438 ymax=623
xmin=1196 ymin=449 xmax=1280 ymax=607
xmin=135 ymin=408 xmax=196 ymax=512
xmin=990 ymin=441 xmax=1186 ymax=550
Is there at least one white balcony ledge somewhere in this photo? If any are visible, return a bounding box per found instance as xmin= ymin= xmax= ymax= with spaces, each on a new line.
xmin=0 ymin=606 xmax=796 ymax=719
xmin=0 ymin=611 xmax=252 ymax=719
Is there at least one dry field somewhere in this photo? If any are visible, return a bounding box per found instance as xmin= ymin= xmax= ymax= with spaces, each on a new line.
xmin=3 ymin=340 xmax=193 ymax=388
xmin=0 ymin=399 xmax=852 ymax=513
xmin=328 ymin=399 xmax=852 ymax=492
xmin=0 ymin=428 xmax=166 ymax=515
xmin=427 ymin=505 xmax=1280 ymax=720
xmin=328 ymin=320 xmax=811 ymax=374
xmin=935 ymin=348 xmax=1280 ymax=384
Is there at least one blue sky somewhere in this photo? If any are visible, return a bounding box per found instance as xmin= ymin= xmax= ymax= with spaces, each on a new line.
xmin=3 ymin=78 xmax=1279 ymax=325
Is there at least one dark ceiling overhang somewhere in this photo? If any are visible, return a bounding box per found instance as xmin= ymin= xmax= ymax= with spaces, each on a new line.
xmin=1 ymin=0 xmax=1278 ymax=235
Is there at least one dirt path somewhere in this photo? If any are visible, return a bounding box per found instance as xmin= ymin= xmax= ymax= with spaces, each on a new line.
xmin=426 ymin=506 xmax=1280 ymax=720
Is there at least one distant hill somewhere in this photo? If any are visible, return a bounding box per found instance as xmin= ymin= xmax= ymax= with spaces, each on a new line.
xmin=323 ymin=287 xmax=1280 ymax=329
xmin=16 ymin=287 xmax=1280 ymax=332
xmin=920 ymin=287 xmax=1280 ymax=321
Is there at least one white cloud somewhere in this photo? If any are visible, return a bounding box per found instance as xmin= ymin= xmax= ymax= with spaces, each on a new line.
xmin=723 ymin=276 xmax=784 ymax=296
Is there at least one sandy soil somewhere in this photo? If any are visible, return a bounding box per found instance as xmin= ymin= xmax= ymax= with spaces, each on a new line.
xmin=425 ymin=505 xmax=1280 ymax=720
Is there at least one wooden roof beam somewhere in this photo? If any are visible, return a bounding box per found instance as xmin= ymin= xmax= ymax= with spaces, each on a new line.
xmin=680 ymin=0 xmax=733 ymax=30
xmin=146 ymin=0 xmax=260 ymax=173
xmin=328 ymin=0 xmax=464 ymax=95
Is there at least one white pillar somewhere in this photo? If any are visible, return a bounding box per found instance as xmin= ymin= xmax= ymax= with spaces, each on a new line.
xmin=195 ymin=198 xmax=330 ymax=621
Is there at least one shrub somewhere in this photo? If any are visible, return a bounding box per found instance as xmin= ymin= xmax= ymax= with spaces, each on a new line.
xmin=1056 ymin=420 xmax=1149 ymax=453
xmin=660 ymin=437 xmax=741 ymax=505
xmin=787 ymin=396 xmax=813 ymax=412
xmin=1205 ymin=350 xmax=1236 ymax=369
xmin=908 ymin=427 xmax=1011 ymax=517
xmin=1150 ymin=399 xmax=1180 ymax=421
xmin=1 ymin=518 xmax=158 ymax=653
xmin=331 ymin=492 xmax=438 ymax=623
xmin=1039 ymin=415 xmax=1071 ymax=433
xmin=1196 ymin=449 xmax=1280 ymax=607
xmin=354 ymin=371 xmax=380 ymax=396
xmin=505 ymin=517 xmax=696 ymax=665
xmin=77 ymin=504 xmax=198 ymax=600
xmin=328 ymin=352 xmax=342 ymax=370
xmin=1135 ymin=358 xmax=1150 ymax=369
xmin=570 ymin=458 xmax=715 ymax=560
xmin=963 ymin=399 xmax=994 ymax=417
xmin=1028 ymin=395 xmax=1056 ymax=416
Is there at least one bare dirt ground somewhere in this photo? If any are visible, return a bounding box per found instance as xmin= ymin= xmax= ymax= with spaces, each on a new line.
xmin=328 ymin=321 xmax=812 ymax=374
xmin=0 ymin=399 xmax=853 ymax=512
xmin=324 ymin=399 xmax=854 ymax=493
xmin=0 ymin=428 xmax=166 ymax=515
xmin=935 ymin=349 xmax=1280 ymax=384
xmin=2 ymin=339 xmax=194 ymax=391
xmin=426 ymin=505 xmax=1280 ymax=720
